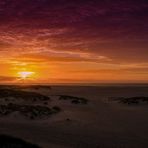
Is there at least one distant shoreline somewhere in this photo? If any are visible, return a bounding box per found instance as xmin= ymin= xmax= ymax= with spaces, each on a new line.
xmin=0 ymin=83 xmax=148 ymax=87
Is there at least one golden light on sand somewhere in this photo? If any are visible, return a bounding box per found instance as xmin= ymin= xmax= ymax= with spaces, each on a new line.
xmin=18 ymin=71 xmax=35 ymax=80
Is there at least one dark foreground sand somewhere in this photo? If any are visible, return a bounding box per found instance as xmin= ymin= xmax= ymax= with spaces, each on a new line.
xmin=0 ymin=85 xmax=148 ymax=148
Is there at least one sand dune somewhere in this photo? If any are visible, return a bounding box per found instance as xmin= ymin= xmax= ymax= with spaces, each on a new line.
xmin=0 ymin=85 xmax=148 ymax=148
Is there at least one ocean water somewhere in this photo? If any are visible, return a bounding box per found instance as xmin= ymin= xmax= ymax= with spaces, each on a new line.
xmin=50 ymin=84 xmax=148 ymax=100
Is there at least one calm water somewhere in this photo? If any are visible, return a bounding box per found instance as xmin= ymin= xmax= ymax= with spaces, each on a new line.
xmin=50 ymin=84 xmax=148 ymax=99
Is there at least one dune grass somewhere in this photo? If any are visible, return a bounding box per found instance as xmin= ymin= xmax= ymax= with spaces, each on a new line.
xmin=0 ymin=103 xmax=61 ymax=119
xmin=110 ymin=96 xmax=148 ymax=105
xmin=59 ymin=95 xmax=88 ymax=104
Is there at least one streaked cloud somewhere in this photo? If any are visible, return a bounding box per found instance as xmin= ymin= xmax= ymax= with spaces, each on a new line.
xmin=0 ymin=76 xmax=18 ymax=82
xmin=0 ymin=0 xmax=148 ymax=83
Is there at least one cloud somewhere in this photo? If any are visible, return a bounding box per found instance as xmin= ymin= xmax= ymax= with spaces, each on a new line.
xmin=0 ymin=0 xmax=147 ymax=68
xmin=0 ymin=76 xmax=18 ymax=82
xmin=13 ymin=49 xmax=111 ymax=64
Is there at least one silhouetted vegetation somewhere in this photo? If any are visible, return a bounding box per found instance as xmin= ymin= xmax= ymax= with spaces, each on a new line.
xmin=52 ymin=106 xmax=61 ymax=112
xmin=110 ymin=96 xmax=148 ymax=105
xmin=0 ymin=135 xmax=41 ymax=148
xmin=59 ymin=95 xmax=88 ymax=104
xmin=0 ymin=103 xmax=61 ymax=119
xmin=0 ymin=88 xmax=50 ymax=102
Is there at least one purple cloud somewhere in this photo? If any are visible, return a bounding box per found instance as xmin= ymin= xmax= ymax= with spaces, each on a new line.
xmin=0 ymin=0 xmax=148 ymax=63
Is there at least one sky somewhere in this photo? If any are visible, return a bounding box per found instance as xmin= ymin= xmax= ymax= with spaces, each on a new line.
xmin=0 ymin=0 xmax=148 ymax=84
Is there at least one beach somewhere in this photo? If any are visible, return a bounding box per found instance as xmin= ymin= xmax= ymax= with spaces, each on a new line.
xmin=0 ymin=85 xmax=148 ymax=147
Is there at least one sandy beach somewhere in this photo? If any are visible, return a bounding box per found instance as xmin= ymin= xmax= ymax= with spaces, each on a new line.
xmin=0 ymin=85 xmax=148 ymax=148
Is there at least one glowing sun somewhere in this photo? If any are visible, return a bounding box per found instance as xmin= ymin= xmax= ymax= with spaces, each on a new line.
xmin=18 ymin=71 xmax=35 ymax=79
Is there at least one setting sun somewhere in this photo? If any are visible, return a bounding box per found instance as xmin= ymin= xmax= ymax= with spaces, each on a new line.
xmin=18 ymin=71 xmax=35 ymax=80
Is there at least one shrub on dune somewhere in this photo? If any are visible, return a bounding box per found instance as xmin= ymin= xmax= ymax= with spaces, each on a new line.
xmin=59 ymin=95 xmax=88 ymax=104
xmin=112 ymin=96 xmax=148 ymax=105
xmin=52 ymin=106 xmax=61 ymax=112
